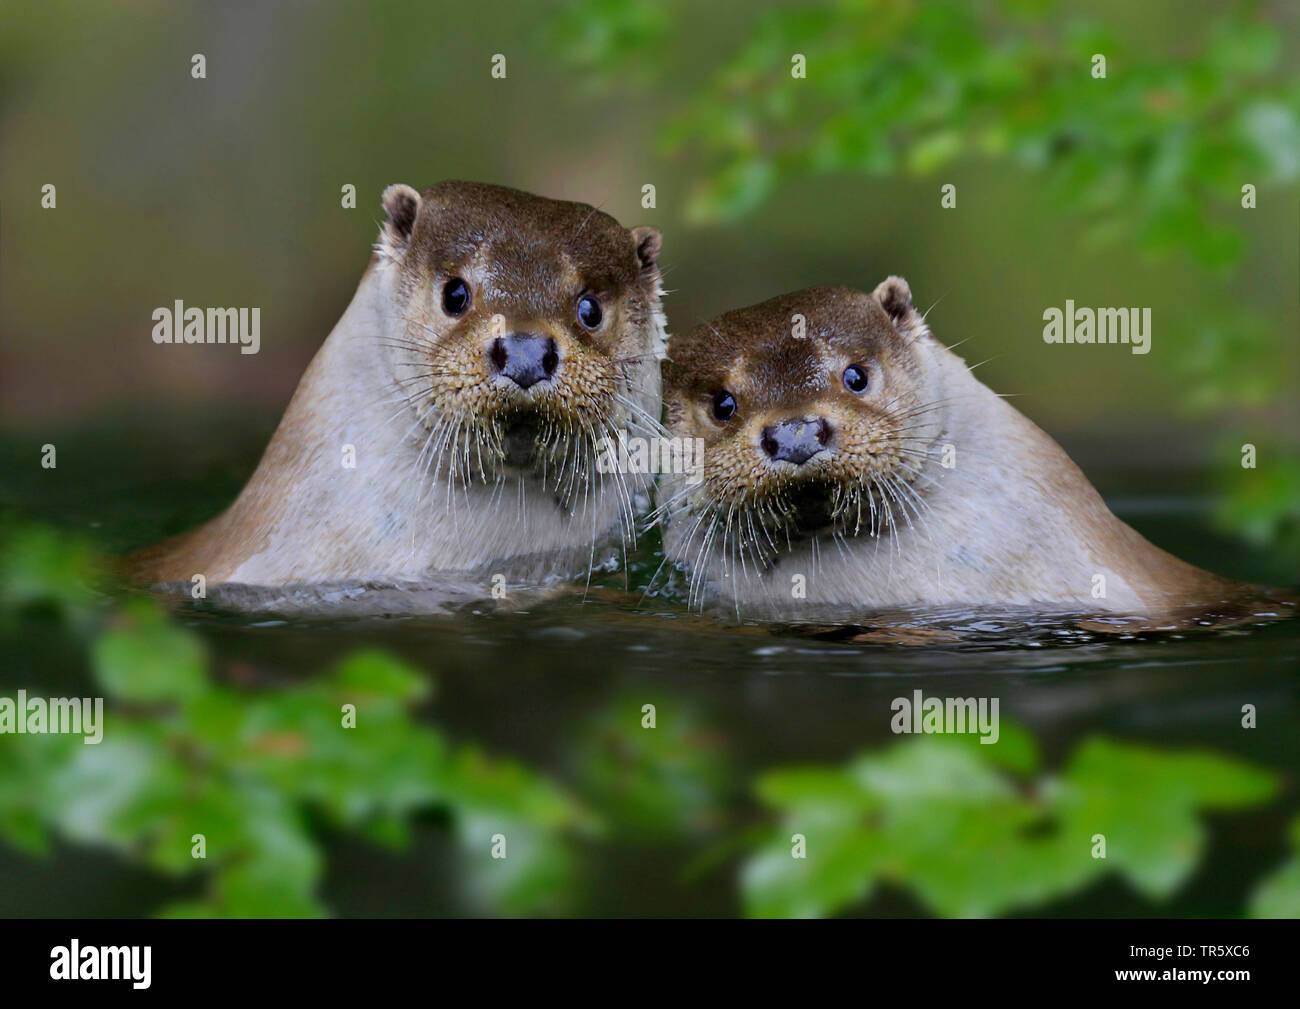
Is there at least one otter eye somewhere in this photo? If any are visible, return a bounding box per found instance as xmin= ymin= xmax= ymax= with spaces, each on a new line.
xmin=442 ymin=278 xmax=471 ymax=316
xmin=711 ymin=390 xmax=737 ymax=422
xmin=842 ymin=364 xmax=869 ymax=393
xmin=577 ymin=295 xmax=603 ymax=330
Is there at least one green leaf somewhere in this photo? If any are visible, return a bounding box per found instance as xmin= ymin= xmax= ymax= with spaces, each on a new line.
xmin=91 ymin=598 xmax=208 ymax=704
xmin=1207 ymin=20 xmax=1280 ymax=77
xmin=906 ymin=130 xmax=963 ymax=174
xmin=684 ymin=159 xmax=776 ymax=225
xmin=1250 ymin=818 xmax=1300 ymax=918
xmin=1056 ymin=738 xmax=1277 ymax=900
xmin=455 ymin=811 xmax=576 ymax=916
xmin=742 ymin=821 xmax=884 ymax=919
xmin=328 ymin=648 xmax=430 ymax=704
xmin=741 ymin=730 xmax=1278 ymax=917
xmin=571 ymin=694 xmax=731 ymax=839
xmin=0 ymin=522 xmax=100 ymax=617
xmin=1237 ymin=101 xmax=1300 ymax=181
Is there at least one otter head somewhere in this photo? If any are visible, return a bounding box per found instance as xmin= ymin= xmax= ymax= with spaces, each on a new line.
xmin=661 ymin=281 xmax=944 ymax=581
xmin=375 ymin=181 xmax=663 ymax=504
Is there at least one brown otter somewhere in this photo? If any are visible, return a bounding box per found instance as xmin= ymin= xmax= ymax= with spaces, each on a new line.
xmin=128 ymin=182 xmax=665 ymax=590
xmin=658 ymin=279 xmax=1266 ymax=622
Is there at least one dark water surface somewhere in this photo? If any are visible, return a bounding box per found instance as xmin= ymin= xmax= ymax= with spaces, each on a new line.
xmin=1 ymin=416 xmax=1296 ymax=916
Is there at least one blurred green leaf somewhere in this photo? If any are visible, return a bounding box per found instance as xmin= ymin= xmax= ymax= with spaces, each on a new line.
xmin=571 ymin=693 xmax=731 ymax=840
xmin=685 ymin=158 xmax=775 ymax=225
xmin=0 ymin=521 xmax=100 ymax=618
xmin=446 ymin=745 xmax=589 ymax=914
xmin=741 ymin=729 xmax=1278 ymax=917
xmin=91 ymin=598 xmax=208 ymax=705
xmin=1250 ymin=817 xmax=1300 ymax=918
xmin=548 ymin=0 xmax=670 ymax=81
xmin=906 ymin=130 xmax=963 ymax=174
xmin=1236 ymin=101 xmax=1300 ymax=180
xmin=1214 ymin=446 xmax=1300 ymax=552
xmin=1056 ymin=739 xmax=1277 ymax=900
xmin=1208 ymin=19 xmax=1281 ymax=77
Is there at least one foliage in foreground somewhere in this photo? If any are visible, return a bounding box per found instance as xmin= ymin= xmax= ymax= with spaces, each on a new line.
xmin=0 ymin=519 xmax=1296 ymax=916
xmin=0 ymin=524 xmax=589 ymax=916
xmin=741 ymin=724 xmax=1283 ymax=917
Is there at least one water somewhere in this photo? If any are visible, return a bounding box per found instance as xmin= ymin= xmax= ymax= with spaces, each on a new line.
xmin=1 ymin=414 xmax=1296 ymax=916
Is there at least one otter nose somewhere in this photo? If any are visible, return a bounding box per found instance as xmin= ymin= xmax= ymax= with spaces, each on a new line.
xmin=760 ymin=417 xmax=832 ymax=466
xmin=490 ymin=333 xmax=559 ymax=389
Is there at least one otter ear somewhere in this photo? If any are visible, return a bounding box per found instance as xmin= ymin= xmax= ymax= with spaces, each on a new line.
xmin=379 ymin=184 xmax=420 ymax=259
xmin=872 ymin=275 xmax=926 ymax=337
xmin=631 ymin=226 xmax=662 ymax=288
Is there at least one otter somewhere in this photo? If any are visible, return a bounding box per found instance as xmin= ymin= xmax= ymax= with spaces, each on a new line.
xmin=658 ymin=279 xmax=1263 ymax=622
xmin=128 ymin=182 xmax=665 ymax=590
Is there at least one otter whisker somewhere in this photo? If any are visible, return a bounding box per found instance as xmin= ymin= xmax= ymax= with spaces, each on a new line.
xmin=610 ymin=393 xmax=671 ymax=439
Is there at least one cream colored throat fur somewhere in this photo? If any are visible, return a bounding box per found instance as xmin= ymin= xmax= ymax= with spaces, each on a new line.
xmin=131 ymin=258 xmax=667 ymax=587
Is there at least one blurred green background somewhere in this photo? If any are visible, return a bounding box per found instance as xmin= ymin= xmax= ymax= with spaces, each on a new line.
xmin=0 ymin=0 xmax=1297 ymax=918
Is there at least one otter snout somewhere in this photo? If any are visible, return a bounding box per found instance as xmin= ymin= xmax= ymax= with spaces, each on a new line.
xmin=760 ymin=417 xmax=832 ymax=466
xmin=490 ymin=333 xmax=559 ymax=389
